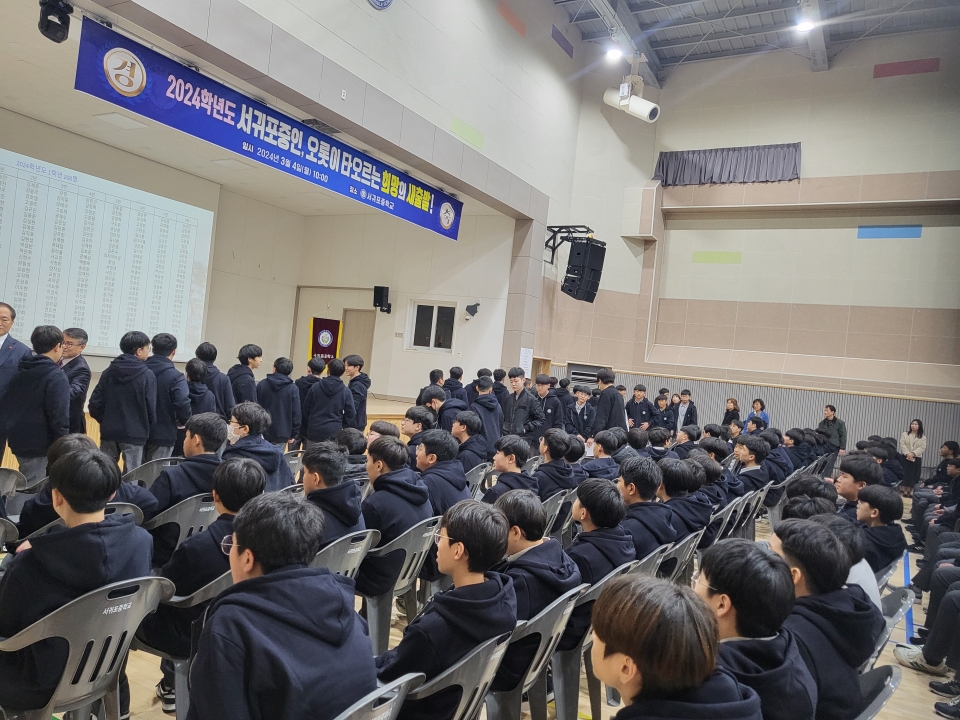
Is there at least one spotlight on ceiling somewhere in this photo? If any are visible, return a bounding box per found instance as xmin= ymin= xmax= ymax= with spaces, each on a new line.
xmin=605 ymin=47 xmax=624 ymax=62
xmin=796 ymin=20 xmax=816 ymax=32
xmin=38 ymin=0 xmax=73 ymax=43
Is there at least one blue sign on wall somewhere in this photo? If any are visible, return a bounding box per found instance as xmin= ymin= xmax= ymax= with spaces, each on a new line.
xmin=74 ymin=19 xmax=462 ymax=240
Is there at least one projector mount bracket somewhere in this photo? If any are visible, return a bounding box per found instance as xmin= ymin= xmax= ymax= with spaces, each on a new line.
xmin=545 ymin=225 xmax=597 ymax=265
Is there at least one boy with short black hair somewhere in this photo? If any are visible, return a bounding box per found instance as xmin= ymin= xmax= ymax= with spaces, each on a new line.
xmin=145 ymin=332 xmax=192 ymax=462
xmin=627 ymin=428 xmax=649 ymax=456
xmin=566 ymin=435 xmax=589 ymax=484
xmin=672 ymin=424 xmax=700 ymax=460
xmin=533 ymin=374 xmax=565 ymax=445
xmin=857 ymin=484 xmax=907 ymax=572
xmin=335 ymin=427 xmax=369 ymax=485
xmin=302 ymin=358 xmax=357 ymax=445
xmin=469 ymin=375 xmax=503 ymax=459
xmin=501 ymin=367 xmax=544 ymax=445
xmin=565 ymin=385 xmax=596 ymax=442
xmin=482 ymin=435 xmax=537 ymax=503
xmin=759 ymin=429 xmax=795 ymax=507
xmin=452 ymin=410 xmax=488 ymax=473
xmin=296 ymin=357 xmax=326 ymax=429
xmin=366 ymin=420 xmax=400 ymax=442
xmin=834 ymin=453 xmax=884 ymax=521
xmin=256 ymin=357 xmax=302 ymax=450
xmin=747 ymin=416 xmax=767 ymax=434
xmin=466 ymin=368 xmax=492 ymax=406
xmin=228 ymin=343 xmax=263 ymax=405
xmin=699 ymin=436 xmax=746 ymax=497
xmin=617 ymin=456 xmax=678 ymax=559
xmin=647 ymin=426 xmax=680 ymax=462
xmin=401 ymin=405 xmax=435 ymax=469
xmin=734 ymin=435 xmax=770 ymax=492
xmin=195 ymin=341 xmax=235 ymax=421
xmin=443 ymin=366 xmax=469 ymax=403
xmin=185 ymin=358 xmax=218 ymax=414
xmin=625 ymin=384 xmax=654 ymax=431
xmin=222 ymin=401 xmax=294 ymax=492
xmin=492 ymin=368 xmax=510 ymax=409
xmin=303 ymin=441 xmax=365 ymax=547
xmin=658 ymin=458 xmax=713 ymax=539
xmin=343 ymin=354 xmax=370 ymax=431
xmin=422 ymin=384 xmax=468 ymax=434
xmin=533 ymin=428 xmax=574 ymax=501
xmin=417 ymin=429 xmax=472 ymax=517
xmin=581 ymin=429 xmax=621 ymax=480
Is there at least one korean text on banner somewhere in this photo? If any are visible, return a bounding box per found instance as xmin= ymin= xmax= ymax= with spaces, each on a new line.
xmin=311 ymin=318 xmax=342 ymax=362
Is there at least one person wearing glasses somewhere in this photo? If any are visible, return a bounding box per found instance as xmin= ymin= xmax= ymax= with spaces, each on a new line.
xmin=59 ymin=328 xmax=90 ymax=434
xmin=221 ymin=402 xmax=294 ymax=492
xmin=137 ymin=457 xmax=265 ymax=714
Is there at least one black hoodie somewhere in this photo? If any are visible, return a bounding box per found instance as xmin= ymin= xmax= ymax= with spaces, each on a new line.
xmin=738 ymin=465 xmax=769 ymax=493
xmin=302 ymin=376 xmax=356 ymax=442
xmin=763 ymin=446 xmax=795 ymax=507
xmin=187 ymin=381 xmax=218 ymax=415
xmin=227 ymin=363 xmax=258 ymax=405
xmin=307 ymin=483 xmax=366 ymax=548
xmin=187 ymin=567 xmax=378 ymax=720
xmin=16 ymin=480 xmax=158 ymax=539
xmin=647 ymin=445 xmax=680 ymax=462
xmin=612 ymin=444 xmax=640 ymax=466
xmin=720 ymin=467 xmax=746 ymax=498
xmin=148 ymin=454 xmax=222 ymax=565
xmin=457 ymin=434 xmax=489 ymax=473
xmin=377 ymin=573 xmax=518 ymax=720
xmin=296 ymin=374 xmax=321 ymax=412
xmin=200 ymin=361 xmax=235 ymax=421
xmin=581 ymin=456 xmax=620 ymax=480
xmin=0 ymin=354 xmax=69 ymax=457
xmin=146 ymin=354 xmax=192 ymax=446
xmin=0 ymin=514 xmax=152 ymax=710
xmin=783 ymin=585 xmax=884 ymax=720
xmin=492 ymin=380 xmax=510 ymax=410
xmin=407 ymin=430 xmax=425 ymax=470
xmin=223 ymin=434 xmax=294 ymax=492
xmin=717 ymin=630 xmax=818 ymax=720
xmin=470 ymin=393 xmax=504 ymax=458
xmin=465 ymin=378 xmax=484 ymax=406
xmin=442 ymin=378 xmax=468 ymax=403
xmin=343 ymin=455 xmax=369 ymax=486
xmin=438 ymin=398 xmax=469 ymax=433
xmin=534 ymin=459 xmax=576 ymax=502
xmin=420 ymin=460 xmax=472 ymax=581
xmin=357 ymin=467 xmax=433 ymax=597
xmin=589 ymin=385 xmax=627 ymax=436
xmin=672 ymin=440 xmax=697 ymax=460
xmin=620 ymin=501 xmax=679 ymax=560
xmin=786 ymin=442 xmax=817 ymax=470
xmin=861 ymin=523 xmax=907 ymax=573
xmin=348 ymin=372 xmax=371 ymax=430
xmin=613 ymin=668 xmax=762 ymax=720
xmin=481 ymin=471 xmax=538 ymax=504
xmin=256 ymin=373 xmax=302 ymax=444
xmin=88 ymin=353 xmax=157 ymax=445
xmin=665 ymin=492 xmax=715 ymax=538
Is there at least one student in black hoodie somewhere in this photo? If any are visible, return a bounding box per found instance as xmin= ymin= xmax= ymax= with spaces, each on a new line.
xmin=443 ymin=365 xmax=469 ymax=403
xmin=89 ymin=330 xmax=157 ymax=471
xmin=295 ymin=357 xmax=326 ymax=436
xmin=185 ymin=358 xmax=218 ymax=415
xmin=566 ymin=385 xmax=596 ymax=441
xmin=483 ymin=434 xmax=538 ymax=503
xmin=491 ymin=489 xmax=582 ymax=691
xmin=188 ymin=492 xmax=378 ymax=720
xmin=256 ymin=357 xmax=302 ymax=450
xmin=401 ymin=405 xmax=435 ymax=470
xmin=784 ymin=428 xmax=816 ymax=470
xmin=646 ymin=426 xmax=681 ymax=463
xmin=734 ymin=435 xmax=770 ymax=493
xmin=651 ymin=394 xmax=676 ymax=435
xmin=469 ymin=376 xmax=503 ymax=459
xmin=343 ymin=354 xmax=371 ymax=431
xmin=618 ymin=456 xmax=678 ymax=560
xmin=834 ymin=452 xmax=884 ymax=523
xmin=0 ymin=448 xmax=152 ymax=714
xmin=534 ymin=428 xmax=575 ymax=501
xmin=773 ymin=519 xmax=884 ymax=720
xmin=609 ymin=427 xmax=640 ymax=466
xmin=195 ymin=342 xmax=235 ymax=421
xmin=581 ymin=430 xmax=622 ymax=480
xmin=625 ymin=384 xmax=655 ymax=430
xmin=59 ymin=327 xmax=91 ymax=435
xmin=696 ymin=539 xmax=817 ymax=720
xmin=302 ymin=358 xmax=356 ymax=445
xmin=687 ymin=449 xmax=730 ymax=512
xmin=335 ymin=428 xmax=370 ymax=486
xmin=302 ymin=441 xmax=365 ymax=547
xmin=417 ymin=430 xmax=472 ymax=517
xmin=760 ymin=430 xmax=794 ymax=507
xmin=452 ymin=411 xmax=489 ymax=472
xmin=532 ymin=374 xmax=565 ymax=446
xmin=465 ymin=368 xmax=492 ymax=406
xmin=377 ymin=500 xmax=517 ymax=720
xmin=139 ymin=456 xmax=264 ymax=712
xmin=356 ymin=436 xmax=434 ymax=597
xmin=672 ymin=424 xmax=700 ymax=460
xmin=222 ymin=402 xmax=294 ymax=492
xmin=492 ymin=368 xmax=511 ymax=410
xmin=0 ymin=325 xmax=69 ymax=483
xmin=415 ymin=369 xmax=449 ymax=405
xmin=699 ymin=437 xmax=746 ymax=498
xmin=658 ymin=458 xmax=714 ymax=541
xmin=566 ymin=436 xmax=589 ymax=485
xmin=227 ymin=343 xmax=262 ymax=405
xmin=590 ymin=369 xmax=627 ymax=436
xmin=145 ymin=333 xmax=192 ymax=462
xmin=422 ymin=384 xmax=468 ymax=433
xmin=856 ymin=484 xmax=907 ymax=572
xmin=590 ymin=574 xmax=762 ymax=720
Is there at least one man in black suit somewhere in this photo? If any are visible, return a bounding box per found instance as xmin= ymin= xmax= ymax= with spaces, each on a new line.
xmin=0 ymin=302 xmax=32 ymax=457
xmin=60 ymin=328 xmax=91 ymax=434
xmin=589 ymin=368 xmax=627 ymax=439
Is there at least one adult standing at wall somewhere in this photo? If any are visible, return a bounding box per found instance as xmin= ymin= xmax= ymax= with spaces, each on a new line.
xmin=817 ymin=404 xmax=847 ymax=456
xmin=590 ymin=369 xmax=628 ymax=437
xmin=900 ymin=419 xmax=926 ymax=497
xmin=0 ymin=302 xmax=31 ymax=458
xmin=60 ymin=328 xmax=91 ymax=434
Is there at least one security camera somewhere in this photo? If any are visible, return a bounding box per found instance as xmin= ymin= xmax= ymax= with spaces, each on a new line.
xmin=465 ymin=302 xmax=480 ymax=321
xmin=603 ymin=87 xmax=659 ymax=123
xmin=38 ymin=0 xmax=73 ymax=43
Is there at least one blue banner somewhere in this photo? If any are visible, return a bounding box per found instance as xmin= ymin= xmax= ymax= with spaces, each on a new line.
xmin=74 ymin=19 xmax=462 ymax=240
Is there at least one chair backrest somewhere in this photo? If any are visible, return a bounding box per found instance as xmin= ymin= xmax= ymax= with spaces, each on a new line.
xmin=861 ymin=588 xmax=914 ymax=673
xmin=165 ymin=569 xmax=233 ymax=608
xmin=855 ymin=665 xmax=901 ymax=720
xmin=104 ymin=502 xmax=144 ymax=525
xmin=540 ymin=492 xmax=566 ymax=535
xmin=122 ymin=456 xmax=184 ymax=489
xmin=658 ymin=530 xmax=705 ymax=582
xmin=551 ymin=488 xmax=581 ymax=540
xmin=874 ymin=560 xmax=899 ymax=591
xmin=465 ymin=463 xmax=492 ymax=495
xmin=407 ymin=633 xmax=512 ymax=720
xmin=364 ymin=516 xmax=442 ymax=598
xmin=0 ymin=517 xmax=19 ymax=545
xmin=141 ymin=493 xmax=219 ymax=553
xmin=283 ymin=449 xmax=304 ymax=476
xmin=633 ymin=544 xmax=670 ymax=576
xmin=0 ymin=467 xmax=26 ymax=496
xmin=718 ymin=492 xmax=753 ymax=541
xmin=331 ymin=672 xmax=425 ymax=720
xmin=707 ymin=498 xmax=741 ymax=544
xmin=280 ymin=483 xmax=304 ymax=494
xmin=0 ymin=576 xmax=173 ymax=715
xmin=311 ymin=529 xmax=381 ymax=579
xmin=522 ymin=455 xmax=543 ymax=475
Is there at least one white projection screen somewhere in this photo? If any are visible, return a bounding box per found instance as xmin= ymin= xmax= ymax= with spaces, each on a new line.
xmin=0 ymin=147 xmax=214 ymax=356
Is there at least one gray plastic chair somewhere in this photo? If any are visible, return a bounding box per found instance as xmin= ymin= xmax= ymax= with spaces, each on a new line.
xmin=855 ymin=665 xmax=901 ymax=720
xmin=405 ymin=633 xmax=511 ymax=720
xmin=874 ymin=560 xmax=899 ymax=592
xmin=311 ymin=529 xmax=381 ymax=579
xmin=331 ymin=672 xmax=425 ymax=720
xmin=733 ymin=486 xmax=770 ymax=541
xmin=549 ymin=488 xmax=580 ymax=547
xmin=631 ymin=544 xmax=671 ymax=577
xmin=657 ymin=529 xmax=705 ymax=583
xmin=484 ymin=584 xmax=587 ymax=720
xmin=465 ymin=462 xmax=492 ymax=495
xmin=860 ymin=587 xmax=914 ymax=673
xmin=522 ymin=456 xmax=543 ymax=475
xmin=130 ymin=571 xmax=233 ymax=720
xmin=360 ymin=516 xmax=443 ymax=654
xmin=717 ymin=492 xmax=752 ymax=542
xmin=280 ymin=483 xmax=304 ymax=494
xmin=24 ymin=502 xmax=144 ymax=541
xmin=0 ymin=468 xmax=25 ymax=497
xmin=0 ymin=517 xmax=18 ymax=545
xmin=540 ymin=492 xmax=566 ymax=537
xmin=0 ymin=576 xmax=173 ymax=720
xmin=141 ymin=494 xmax=219 ymax=561
xmin=283 ymin=450 xmax=304 ymax=478
xmin=706 ymin=497 xmax=742 ymax=546
xmin=765 ymin=469 xmax=803 ymax=526
xmin=121 ymin=456 xmax=184 ymax=489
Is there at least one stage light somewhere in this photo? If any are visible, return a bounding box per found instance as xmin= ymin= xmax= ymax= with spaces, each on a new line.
xmin=796 ymin=20 xmax=816 ymax=32
xmin=605 ymin=47 xmax=623 ymax=62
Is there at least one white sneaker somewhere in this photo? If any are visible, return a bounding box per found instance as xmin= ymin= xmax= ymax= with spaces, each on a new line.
xmin=894 ymin=643 xmax=951 ymax=676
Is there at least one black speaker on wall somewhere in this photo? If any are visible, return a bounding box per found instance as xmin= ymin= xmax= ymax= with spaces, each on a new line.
xmin=561 ymin=239 xmax=606 ymax=303
xmin=373 ymin=286 xmax=391 ymax=314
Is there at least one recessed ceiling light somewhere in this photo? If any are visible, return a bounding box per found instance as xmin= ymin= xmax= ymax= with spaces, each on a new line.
xmin=93 ymin=112 xmax=147 ymax=129
xmin=212 ymin=158 xmax=255 ymax=171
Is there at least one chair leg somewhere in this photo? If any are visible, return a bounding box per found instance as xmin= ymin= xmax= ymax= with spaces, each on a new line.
xmin=402 ymin=585 xmax=419 ymax=624
xmin=527 ymin=667 xmax=549 ymax=720
xmin=583 ymin=648 xmax=602 ymax=720
xmin=175 ymin=658 xmax=190 ymax=720
xmin=101 ymin=683 xmax=121 ymax=720
xmin=552 ymin=650 xmax=582 ymax=720
xmin=367 ymin=593 xmax=393 ymax=655
xmin=484 ymin=686 xmax=524 ymax=720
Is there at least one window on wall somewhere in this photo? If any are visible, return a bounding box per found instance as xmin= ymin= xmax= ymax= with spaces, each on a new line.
xmin=409 ymin=302 xmax=456 ymax=352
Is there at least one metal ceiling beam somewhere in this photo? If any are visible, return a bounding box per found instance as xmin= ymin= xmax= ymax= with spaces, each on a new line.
xmin=798 ymin=0 xmax=829 ymax=71
xmin=828 ymin=18 xmax=960 ymax=42
xmin=650 ymin=22 xmax=798 ymax=48
xmin=825 ymin=1 xmax=960 ymax=24
xmin=569 ymin=9 xmax=603 ymax=23
xmin=644 ymin=1 xmax=798 ymax=31
xmin=659 ymin=41 xmax=806 ymax=66
xmin=584 ymin=0 xmax=663 ymax=87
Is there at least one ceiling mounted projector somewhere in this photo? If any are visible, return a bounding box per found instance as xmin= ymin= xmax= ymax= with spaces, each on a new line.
xmin=603 ymin=85 xmax=660 ymax=123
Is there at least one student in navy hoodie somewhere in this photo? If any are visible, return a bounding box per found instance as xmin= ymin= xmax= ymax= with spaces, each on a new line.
xmin=401 ymin=406 xmax=435 ymax=470
xmin=442 ymin=366 xmax=469 ymax=403
xmin=336 ymin=428 xmax=370 ymax=486
xmin=377 ymin=500 xmax=517 ymax=720
xmin=696 ymin=540 xmax=817 ymax=720
xmin=590 ymin=574 xmax=762 ymax=720
xmin=185 ymin=358 xmax=218 ymax=415
xmin=646 ymin=426 xmax=681 ymax=463
xmin=222 ymin=402 xmax=294 ymax=492
xmin=227 ymin=343 xmax=262 ymax=405
xmin=356 ymin=436 xmax=434 ymax=597
xmin=302 ymin=358 xmax=356 ymax=445
xmin=672 ymin=424 xmax=700 ymax=460
xmin=699 ymin=437 xmax=746 ymax=498
xmin=89 ymin=330 xmax=157 ymax=471
xmin=833 ymin=453 xmax=883 ymax=523
xmin=256 ymin=357 xmax=302 ymax=450
xmin=534 ymin=428 xmax=575 ymax=501
xmin=760 ymin=430 xmax=795 ymax=507
xmin=658 ymin=458 xmax=714 ymax=542
xmin=650 ymin=394 xmax=676 ymax=435
xmin=617 ymin=456 xmax=678 ymax=560
xmin=734 ymin=435 xmax=771 ymax=493
xmin=195 ymin=342 xmax=235 ymax=421
xmin=417 ymin=430 xmax=472 ymax=518
xmin=491 ymin=489 xmax=582 ymax=691
xmin=609 ymin=427 xmax=640 ymax=466
xmin=560 ymin=478 xmax=636 ymax=651
xmin=773 ymin=519 xmax=884 ymax=720
xmin=784 ymin=429 xmax=816 ymax=470
xmin=138 ymin=456 xmax=264 ymax=712
xmin=422 ymin=384 xmax=468 ymax=433
xmin=302 ymin=441 xmax=365 ymax=547
xmin=0 ymin=325 xmax=69 ymax=483
xmin=687 ymin=449 xmax=730 ymax=512
xmin=482 ymin=434 xmax=538 ymax=504
xmin=470 ymin=376 xmax=504 ymax=459
xmin=0 ymin=447 xmax=153 ymax=715
xmin=465 ymin=368 xmax=492 ymax=406
xmin=187 ymin=492 xmax=377 ymax=720
xmin=566 ymin=436 xmax=589 ymax=484
xmin=415 ymin=369 xmax=449 ymax=405
xmin=492 ymin=368 xmax=510 ymax=410
xmin=565 ymin=385 xmax=596 ymax=441
xmin=856 ymin=485 xmax=907 ymax=572
xmin=145 ymin=333 xmax=192 ymax=462
xmin=452 ymin=411 xmax=489 ymax=472
xmin=625 ymin=384 xmax=655 ymax=430
xmin=343 ymin=354 xmax=371 ymax=431
xmin=532 ymin=374 xmax=565 ymax=446
xmin=295 ymin=357 xmax=326 ymax=435
xmin=581 ymin=430 xmax=622 ymax=480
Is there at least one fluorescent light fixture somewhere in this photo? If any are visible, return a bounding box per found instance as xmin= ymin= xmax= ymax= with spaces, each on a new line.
xmin=605 ymin=47 xmax=623 ymax=62
xmin=796 ymin=20 xmax=816 ymax=32
xmin=93 ymin=112 xmax=147 ymax=129
xmin=212 ymin=158 xmax=255 ymax=171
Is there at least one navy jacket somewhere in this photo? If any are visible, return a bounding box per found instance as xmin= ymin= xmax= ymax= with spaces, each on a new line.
xmin=88 ymin=354 xmax=157 ymax=445
xmin=590 ymin=386 xmax=627 ymax=436
xmin=227 ymin=364 xmax=258 ymax=405
xmin=222 ymin=434 xmax=294 ymax=492
xmin=348 ymin=373 xmax=371 ymax=430
xmin=721 ymin=467 xmax=746 ymax=497
xmin=377 ymin=573 xmax=517 ymax=720
xmin=0 ymin=355 xmax=69 ymax=458
xmin=492 ymin=540 xmax=582 ymax=691
xmin=650 ymin=406 xmax=676 ymax=433
xmin=613 ymin=668 xmax=762 ymax=720
xmin=470 ymin=394 xmax=503 ymax=459
xmin=137 ymin=514 xmax=233 ymax=658
xmin=581 ymin=456 xmax=620 ymax=481
xmin=533 ymin=392 xmax=565 ymax=443
xmin=738 ymin=465 xmax=770 ymax=493
xmin=442 ymin=378 xmax=468 ymax=403
xmin=718 ymin=630 xmax=818 ymax=720
xmin=763 ymin=447 xmax=794 ymax=506
xmin=421 ymin=460 xmax=472 ymax=517
xmin=647 ymin=446 xmax=680 ymax=462
xmin=837 ymin=500 xmax=858 ymax=522
xmin=862 ymin=523 xmax=907 ymax=573
xmin=187 ymin=381 xmax=218 ymax=415
xmin=357 ymin=468 xmax=433 ymax=597
xmin=62 ymin=355 xmax=91 ymax=434
xmin=534 ymin=459 xmax=576 ymax=501
xmin=481 ymin=471 xmax=538 ymax=504
xmin=502 ymin=388 xmax=545 ymax=440
xmin=201 ymin=362 xmax=235 ymax=421
xmin=302 ymin=376 xmax=356 ymax=442
xmin=149 ymin=453 xmax=222 ymax=566
xmin=492 ymin=381 xmax=510 ymax=411
xmin=0 ymin=334 xmax=31 ymax=405
xmin=437 ymin=398 xmax=468 ymax=433
xmin=672 ymin=440 xmax=697 ymax=460
xmin=296 ymin=375 xmax=321 ymax=416
xmin=611 ymin=445 xmax=639 ymax=466
xmin=307 ymin=483 xmax=366 ymax=548
xmin=570 ymin=462 xmax=589 ymax=485
xmin=625 ymin=397 xmax=655 ymax=428
xmin=257 ymin=373 xmax=302 ymax=444
xmin=674 ymin=401 xmax=698 ymax=429
xmin=620 ymin=501 xmax=678 ymax=560
xmin=187 ymin=567 xmax=378 ymax=720
xmin=457 ymin=434 xmax=489 ymax=473
xmin=783 ymin=586 xmax=884 ymax=720
xmin=665 ymin=493 xmax=714 ymax=538
xmin=786 ymin=442 xmax=817 ymax=470
xmin=344 ymin=455 xmax=369 ymax=487
xmin=0 ymin=514 xmax=152 ymax=711
xmin=146 ymin=355 xmax=192 ymax=446
xmin=407 ymin=431 xmax=425 ymax=470
xmin=565 ymin=402 xmax=596 ymax=439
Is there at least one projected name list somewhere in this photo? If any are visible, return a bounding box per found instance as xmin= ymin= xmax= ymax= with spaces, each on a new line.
xmin=0 ymin=148 xmax=213 ymax=356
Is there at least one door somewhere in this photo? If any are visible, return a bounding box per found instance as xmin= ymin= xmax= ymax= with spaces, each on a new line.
xmin=341 ymin=309 xmax=377 ymax=378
